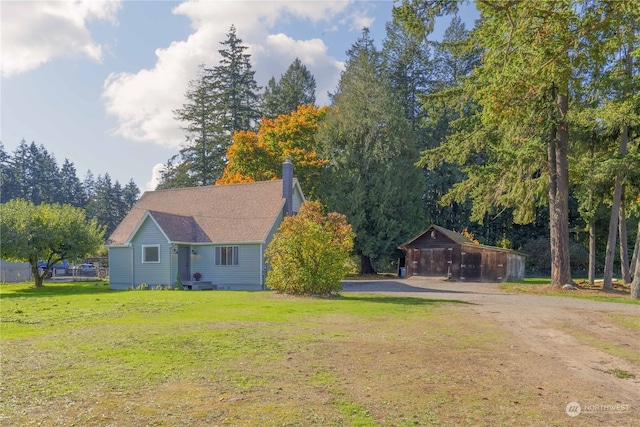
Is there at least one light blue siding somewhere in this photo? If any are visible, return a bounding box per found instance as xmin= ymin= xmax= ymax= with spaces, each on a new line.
xmin=108 ymin=247 xmax=133 ymax=289
xmin=190 ymin=244 xmax=263 ymax=290
xmin=130 ymin=217 xmax=171 ymax=287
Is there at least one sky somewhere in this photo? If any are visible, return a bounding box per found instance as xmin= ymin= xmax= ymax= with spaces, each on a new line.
xmin=1 ymin=0 xmax=478 ymax=192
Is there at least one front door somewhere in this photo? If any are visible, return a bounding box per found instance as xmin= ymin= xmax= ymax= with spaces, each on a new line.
xmin=178 ymin=245 xmax=190 ymax=281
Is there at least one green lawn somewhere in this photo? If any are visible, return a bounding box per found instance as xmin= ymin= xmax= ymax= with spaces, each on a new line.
xmin=1 ymin=282 xmax=467 ymax=426
xmin=1 ymin=281 xmax=636 ymax=426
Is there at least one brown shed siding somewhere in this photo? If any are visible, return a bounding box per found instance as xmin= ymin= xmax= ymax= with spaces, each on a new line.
xmin=400 ymin=225 xmax=525 ymax=283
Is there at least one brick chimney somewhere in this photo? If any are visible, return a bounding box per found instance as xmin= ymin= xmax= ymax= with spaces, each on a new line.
xmin=282 ymin=158 xmax=293 ymax=216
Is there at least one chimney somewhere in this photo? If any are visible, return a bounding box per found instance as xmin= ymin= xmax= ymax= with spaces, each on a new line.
xmin=282 ymin=158 xmax=293 ymax=216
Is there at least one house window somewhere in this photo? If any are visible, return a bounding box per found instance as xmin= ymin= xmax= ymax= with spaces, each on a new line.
xmin=142 ymin=245 xmax=160 ymax=263
xmin=215 ymin=246 xmax=239 ymax=266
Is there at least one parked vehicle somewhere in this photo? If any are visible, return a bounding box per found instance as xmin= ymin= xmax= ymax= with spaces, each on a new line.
xmin=74 ymin=263 xmax=96 ymax=272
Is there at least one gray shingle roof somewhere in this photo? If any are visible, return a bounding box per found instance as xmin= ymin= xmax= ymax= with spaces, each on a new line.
xmin=106 ymin=180 xmax=290 ymax=245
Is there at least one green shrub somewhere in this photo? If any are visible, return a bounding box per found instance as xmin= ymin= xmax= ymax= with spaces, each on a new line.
xmin=265 ymin=201 xmax=354 ymax=296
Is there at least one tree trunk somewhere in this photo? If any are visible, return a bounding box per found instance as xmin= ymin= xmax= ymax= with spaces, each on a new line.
xmin=631 ymin=220 xmax=640 ymax=282
xmin=618 ymin=197 xmax=630 ymax=283
xmin=631 ymin=244 xmax=640 ymax=299
xmin=548 ymin=92 xmax=572 ymax=288
xmin=603 ymin=177 xmax=623 ymax=290
xmin=30 ymin=260 xmax=45 ymax=288
xmin=603 ymin=123 xmax=628 ymax=290
xmin=360 ymin=254 xmax=377 ymax=275
xmin=588 ymin=217 xmax=596 ymax=286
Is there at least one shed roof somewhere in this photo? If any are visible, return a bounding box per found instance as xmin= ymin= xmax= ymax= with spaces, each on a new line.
xmin=399 ymin=224 xmax=526 ymax=256
xmin=399 ymin=224 xmax=474 ymax=248
xmin=107 ymin=180 xmax=296 ymax=246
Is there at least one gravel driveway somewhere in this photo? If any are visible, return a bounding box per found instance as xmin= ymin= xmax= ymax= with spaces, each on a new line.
xmin=342 ymin=277 xmax=640 ymax=418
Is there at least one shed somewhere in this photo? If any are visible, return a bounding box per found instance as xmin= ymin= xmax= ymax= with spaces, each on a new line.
xmin=398 ymin=225 xmax=525 ymax=282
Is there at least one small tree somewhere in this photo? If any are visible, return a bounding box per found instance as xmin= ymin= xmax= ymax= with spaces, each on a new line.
xmin=0 ymin=199 xmax=105 ymax=288
xmin=265 ymin=201 xmax=354 ymax=296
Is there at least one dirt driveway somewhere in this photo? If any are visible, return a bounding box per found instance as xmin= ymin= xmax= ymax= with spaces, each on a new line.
xmin=342 ymin=278 xmax=639 ymax=423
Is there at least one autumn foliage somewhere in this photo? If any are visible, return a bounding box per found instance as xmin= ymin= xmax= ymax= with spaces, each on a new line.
xmin=217 ymin=104 xmax=328 ymax=197
xmin=265 ymin=201 xmax=354 ymax=296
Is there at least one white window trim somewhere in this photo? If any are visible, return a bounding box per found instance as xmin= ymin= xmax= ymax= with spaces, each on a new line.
xmin=215 ymin=246 xmax=239 ymax=266
xmin=142 ymin=244 xmax=161 ymax=263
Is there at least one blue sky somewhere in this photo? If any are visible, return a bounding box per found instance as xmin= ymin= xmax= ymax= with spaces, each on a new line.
xmin=1 ymin=1 xmax=478 ymax=192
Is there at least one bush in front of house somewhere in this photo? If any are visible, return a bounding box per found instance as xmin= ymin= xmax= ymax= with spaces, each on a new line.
xmin=265 ymin=201 xmax=354 ymax=296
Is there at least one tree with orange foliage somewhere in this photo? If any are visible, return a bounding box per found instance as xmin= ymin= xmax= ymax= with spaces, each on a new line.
xmin=217 ymin=105 xmax=327 ymax=197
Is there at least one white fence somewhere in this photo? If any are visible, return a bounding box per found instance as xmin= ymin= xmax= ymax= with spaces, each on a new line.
xmin=0 ymin=261 xmax=32 ymax=283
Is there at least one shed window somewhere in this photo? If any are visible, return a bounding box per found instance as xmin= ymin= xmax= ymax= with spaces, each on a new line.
xmin=142 ymin=245 xmax=160 ymax=263
xmin=215 ymin=246 xmax=239 ymax=266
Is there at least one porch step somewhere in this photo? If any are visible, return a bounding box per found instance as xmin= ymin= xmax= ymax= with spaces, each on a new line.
xmin=185 ymin=281 xmax=217 ymax=290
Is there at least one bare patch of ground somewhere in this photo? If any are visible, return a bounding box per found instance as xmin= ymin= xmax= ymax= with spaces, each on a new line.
xmin=342 ymin=278 xmax=640 ymax=426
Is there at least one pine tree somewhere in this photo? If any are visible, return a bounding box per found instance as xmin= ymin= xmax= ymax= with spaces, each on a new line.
xmin=0 ymin=142 xmax=17 ymax=203
xmin=395 ymin=0 xmax=639 ymax=287
xmin=211 ymin=25 xmax=261 ymax=134
xmin=160 ymin=26 xmax=262 ymax=189
xmin=59 ymin=158 xmax=86 ymax=207
xmin=317 ymin=28 xmax=425 ymax=274
xmin=262 ymin=58 xmax=316 ymax=118
xmin=171 ymin=65 xmax=220 ymax=187
xmin=122 ymin=179 xmax=140 ymax=211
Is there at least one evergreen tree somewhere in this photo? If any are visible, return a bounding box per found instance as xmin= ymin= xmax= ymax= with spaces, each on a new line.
xmin=83 ymin=170 xmax=96 ymax=201
xmin=87 ymin=174 xmax=120 ymax=236
xmin=169 ymin=65 xmax=222 ymax=187
xmin=159 ymin=26 xmax=262 ymax=189
xmin=59 ymin=158 xmax=86 ymax=207
xmin=317 ymin=28 xmax=425 ymax=274
xmin=7 ymin=141 xmax=62 ymax=205
xmin=394 ymin=0 xmax=638 ymax=287
xmin=0 ymin=142 xmax=16 ymax=203
xmin=384 ymin=16 xmax=481 ymax=234
xmin=262 ymin=58 xmax=316 ymax=118
xmin=211 ymin=24 xmax=261 ymax=134
xmin=122 ymin=179 xmax=140 ymax=211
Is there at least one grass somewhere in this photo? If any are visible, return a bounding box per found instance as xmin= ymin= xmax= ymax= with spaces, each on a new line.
xmin=1 ymin=281 xmax=636 ymax=426
xmin=501 ymin=278 xmax=640 ymax=304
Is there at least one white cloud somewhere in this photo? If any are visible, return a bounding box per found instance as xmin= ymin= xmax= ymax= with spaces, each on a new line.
xmin=101 ymin=0 xmax=366 ymax=149
xmin=145 ymin=163 xmax=166 ymax=192
xmin=0 ymin=0 xmax=121 ymax=78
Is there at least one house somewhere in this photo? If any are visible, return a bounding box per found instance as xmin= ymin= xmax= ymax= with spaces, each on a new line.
xmin=106 ymin=160 xmax=303 ymax=290
xmin=398 ymin=225 xmax=525 ymax=282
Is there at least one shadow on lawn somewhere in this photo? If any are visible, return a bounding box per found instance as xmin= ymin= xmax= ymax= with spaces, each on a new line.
xmin=0 ymin=282 xmax=115 ymax=299
xmin=341 ymin=280 xmax=473 ymax=294
xmin=339 ymin=294 xmax=472 ymax=306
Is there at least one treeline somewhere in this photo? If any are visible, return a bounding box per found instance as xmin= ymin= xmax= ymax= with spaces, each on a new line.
xmin=162 ymin=18 xmax=640 ymax=284
xmin=0 ymin=140 xmax=140 ymax=237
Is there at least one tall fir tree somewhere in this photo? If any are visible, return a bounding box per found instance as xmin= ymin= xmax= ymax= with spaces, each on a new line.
xmin=59 ymin=158 xmax=86 ymax=207
xmin=168 ymin=65 xmax=221 ymax=187
xmin=317 ymin=28 xmax=425 ymax=274
xmin=0 ymin=142 xmax=16 ymax=203
xmin=211 ymin=25 xmax=262 ymax=134
xmin=159 ymin=26 xmax=262 ymax=189
xmin=262 ymin=58 xmax=316 ymax=119
xmin=396 ymin=0 xmax=640 ymax=288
